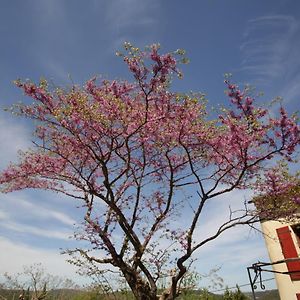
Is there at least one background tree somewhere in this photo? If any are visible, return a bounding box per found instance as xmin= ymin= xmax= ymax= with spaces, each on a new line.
xmin=222 ymin=286 xmax=248 ymax=300
xmin=2 ymin=263 xmax=78 ymax=300
xmin=1 ymin=43 xmax=299 ymax=300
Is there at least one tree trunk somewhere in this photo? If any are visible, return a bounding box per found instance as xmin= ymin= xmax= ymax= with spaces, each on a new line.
xmin=132 ymin=288 xmax=158 ymax=300
xmin=126 ymin=277 xmax=179 ymax=300
xmin=158 ymin=289 xmax=178 ymax=300
xmin=123 ymin=272 xmax=158 ymax=300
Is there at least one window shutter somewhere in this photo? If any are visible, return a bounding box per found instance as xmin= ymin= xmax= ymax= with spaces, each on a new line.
xmin=276 ymin=226 xmax=300 ymax=280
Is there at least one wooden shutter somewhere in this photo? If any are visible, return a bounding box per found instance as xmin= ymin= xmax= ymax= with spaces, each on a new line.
xmin=276 ymin=226 xmax=300 ymax=280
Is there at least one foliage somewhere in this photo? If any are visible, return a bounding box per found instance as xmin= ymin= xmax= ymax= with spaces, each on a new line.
xmin=253 ymin=162 xmax=300 ymax=221
xmin=222 ymin=286 xmax=248 ymax=300
xmin=198 ymin=288 xmax=215 ymax=300
xmin=1 ymin=43 xmax=299 ymax=299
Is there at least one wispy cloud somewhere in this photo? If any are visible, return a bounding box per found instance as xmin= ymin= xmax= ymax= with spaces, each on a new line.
xmin=21 ymin=1 xmax=70 ymax=82
xmin=1 ymin=219 xmax=71 ymax=240
xmin=0 ymin=191 xmax=77 ymax=242
xmin=240 ymin=14 xmax=300 ymax=98
xmin=15 ymin=198 xmax=76 ymax=226
xmin=35 ymin=0 xmax=66 ymax=22
xmin=0 ymin=207 xmax=71 ymax=240
xmin=279 ymin=68 xmax=300 ymax=103
xmin=104 ymin=0 xmax=162 ymax=50
xmin=38 ymin=57 xmax=70 ymax=83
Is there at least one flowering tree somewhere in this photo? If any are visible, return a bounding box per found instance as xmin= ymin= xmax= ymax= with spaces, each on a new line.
xmin=253 ymin=161 xmax=300 ymax=221
xmin=1 ymin=43 xmax=299 ymax=300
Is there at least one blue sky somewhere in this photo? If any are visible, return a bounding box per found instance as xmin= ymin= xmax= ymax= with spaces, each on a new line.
xmin=0 ymin=0 xmax=300 ymax=292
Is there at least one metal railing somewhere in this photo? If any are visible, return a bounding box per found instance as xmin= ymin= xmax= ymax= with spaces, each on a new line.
xmin=247 ymin=257 xmax=300 ymax=300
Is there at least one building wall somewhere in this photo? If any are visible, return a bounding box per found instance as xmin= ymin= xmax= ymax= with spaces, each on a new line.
xmin=261 ymin=220 xmax=300 ymax=300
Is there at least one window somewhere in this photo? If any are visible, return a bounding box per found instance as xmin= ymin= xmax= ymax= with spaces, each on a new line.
xmin=276 ymin=226 xmax=300 ymax=280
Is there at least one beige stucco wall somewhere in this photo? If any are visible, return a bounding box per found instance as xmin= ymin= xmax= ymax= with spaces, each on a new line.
xmin=261 ymin=220 xmax=300 ymax=300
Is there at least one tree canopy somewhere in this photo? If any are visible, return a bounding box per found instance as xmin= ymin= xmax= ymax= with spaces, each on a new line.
xmin=1 ymin=43 xmax=299 ymax=299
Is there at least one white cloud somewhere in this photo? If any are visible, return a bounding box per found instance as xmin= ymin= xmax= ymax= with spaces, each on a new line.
xmin=0 ymin=237 xmax=81 ymax=282
xmin=0 ymin=210 xmax=8 ymax=220
xmin=193 ymin=222 xmax=272 ymax=291
xmin=191 ymin=188 xmax=254 ymax=242
xmin=0 ymin=114 xmax=31 ymax=168
xmin=175 ymin=188 xmax=271 ymax=289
